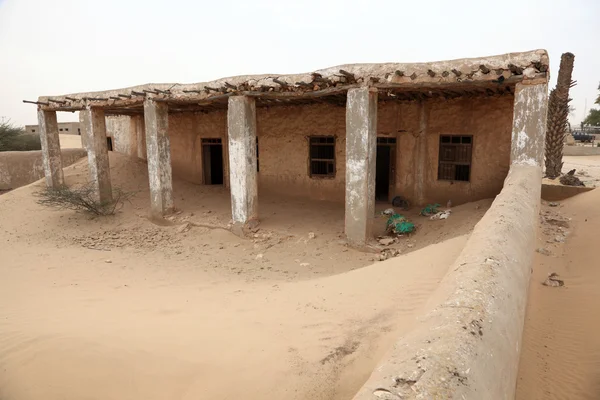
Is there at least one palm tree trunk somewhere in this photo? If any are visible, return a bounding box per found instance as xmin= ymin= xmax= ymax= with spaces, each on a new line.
xmin=545 ymin=53 xmax=575 ymax=179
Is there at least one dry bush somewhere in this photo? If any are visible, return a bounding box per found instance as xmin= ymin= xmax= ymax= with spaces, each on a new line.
xmin=35 ymin=183 xmax=135 ymax=216
xmin=0 ymin=120 xmax=41 ymax=151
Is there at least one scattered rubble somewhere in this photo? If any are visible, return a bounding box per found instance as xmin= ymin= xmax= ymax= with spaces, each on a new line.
xmin=378 ymin=237 xmax=396 ymax=246
xmin=377 ymin=248 xmax=401 ymax=261
xmin=542 ymin=272 xmax=564 ymax=287
xmin=548 ymin=202 xmax=560 ymax=207
xmin=536 ymin=248 xmax=552 ymax=256
xmin=308 ymin=232 xmax=316 ymax=240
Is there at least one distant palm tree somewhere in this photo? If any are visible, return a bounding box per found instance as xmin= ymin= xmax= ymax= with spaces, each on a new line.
xmin=545 ymin=53 xmax=575 ymax=179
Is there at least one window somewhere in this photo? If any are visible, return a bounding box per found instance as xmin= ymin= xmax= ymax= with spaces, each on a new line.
xmin=59 ymin=128 xmax=63 ymax=131
xmin=65 ymin=128 xmax=69 ymax=131
xmin=309 ymin=136 xmax=335 ymax=177
xmin=438 ymin=135 xmax=472 ymax=181
xmin=32 ymin=129 xmax=36 ymax=133
xmin=78 ymin=128 xmax=81 ymax=135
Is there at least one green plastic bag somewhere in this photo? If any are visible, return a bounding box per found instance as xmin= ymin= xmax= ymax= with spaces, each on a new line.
xmin=386 ymin=214 xmax=416 ymax=234
xmin=420 ymin=203 xmax=441 ymax=216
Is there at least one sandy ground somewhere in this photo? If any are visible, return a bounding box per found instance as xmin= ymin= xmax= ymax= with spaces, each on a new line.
xmin=516 ymin=187 xmax=600 ymax=399
xmin=59 ymin=133 xmax=83 ymax=149
xmin=0 ymin=152 xmax=488 ymax=400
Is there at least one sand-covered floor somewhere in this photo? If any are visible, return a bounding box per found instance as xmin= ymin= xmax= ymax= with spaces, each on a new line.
xmin=0 ymin=152 xmax=488 ymax=400
xmin=516 ymin=187 xmax=600 ymax=399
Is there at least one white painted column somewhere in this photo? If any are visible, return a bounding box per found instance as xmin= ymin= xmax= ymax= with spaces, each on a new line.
xmin=227 ymin=96 xmax=258 ymax=234
xmin=144 ymin=99 xmax=173 ymax=217
xmin=510 ymin=82 xmax=549 ymax=167
xmin=37 ymin=109 xmax=64 ymax=188
xmin=345 ymin=87 xmax=378 ymax=247
xmin=82 ymin=106 xmax=112 ymax=203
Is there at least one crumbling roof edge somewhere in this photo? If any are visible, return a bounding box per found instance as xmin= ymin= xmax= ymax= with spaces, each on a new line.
xmin=37 ymin=49 xmax=549 ymax=109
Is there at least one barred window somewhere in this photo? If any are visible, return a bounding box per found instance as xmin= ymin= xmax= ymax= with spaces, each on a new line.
xmin=438 ymin=135 xmax=472 ymax=182
xmin=309 ymin=136 xmax=335 ymax=177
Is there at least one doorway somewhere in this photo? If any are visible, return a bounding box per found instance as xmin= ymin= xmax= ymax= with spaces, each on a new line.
xmin=376 ymin=137 xmax=396 ymax=201
xmin=202 ymin=138 xmax=224 ymax=185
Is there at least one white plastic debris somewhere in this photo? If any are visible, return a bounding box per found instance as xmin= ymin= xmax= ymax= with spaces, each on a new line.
xmin=382 ymin=208 xmax=395 ymax=216
xmin=430 ymin=210 xmax=451 ymax=220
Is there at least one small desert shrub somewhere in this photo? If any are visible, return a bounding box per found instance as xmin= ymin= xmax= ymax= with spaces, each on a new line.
xmin=0 ymin=120 xmax=41 ymax=151
xmin=36 ymin=183 xmax=134 ymax=216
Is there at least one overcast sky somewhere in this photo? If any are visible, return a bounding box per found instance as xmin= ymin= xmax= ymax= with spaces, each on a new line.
xmin=0 ymin=0 xmax=598 ymax=127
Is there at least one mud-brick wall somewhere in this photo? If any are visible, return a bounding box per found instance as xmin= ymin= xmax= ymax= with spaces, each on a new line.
xmin=168 ymin=111 xmax=228 ymax=185
xmin=106 ymin=115 xmax=143 ymax=158
xmin=130 ymin=94 xmax=514 ymax=206
xmin=256 ymin=103 xmax=347 ymax=201
xmin=387 ymin=95 xmax=514 ymax=206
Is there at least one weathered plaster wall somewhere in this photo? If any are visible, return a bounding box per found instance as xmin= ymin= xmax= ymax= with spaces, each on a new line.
xmin=106 ymin=115 xmax=138 ymax=157
xmin=352 ymin=165 xmax=541 ymax=400
xmin=0 ymin=149 xmax=86 ymax=190
xmin=381 ymin=95 xmax=514 ymax=206
xmin=125 ymin=95 xmax=513 ymax=205
xmin=168 ymin=111 xmax=228 ymax=185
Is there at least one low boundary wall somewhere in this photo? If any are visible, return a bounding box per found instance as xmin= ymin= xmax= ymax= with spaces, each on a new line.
xmin=563 ymin=146 xmax=600 ymax=156
xmin=353 ymin=165 xmax=541 ymax=400
xmin=0 ymin=149 xmax=86 ymax=190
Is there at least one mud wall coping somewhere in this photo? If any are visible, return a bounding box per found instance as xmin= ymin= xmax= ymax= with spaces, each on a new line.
xmin=353 ymin=165 xmax=541 ymax=400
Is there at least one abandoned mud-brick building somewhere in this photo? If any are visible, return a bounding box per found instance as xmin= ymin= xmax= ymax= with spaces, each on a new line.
xmin=32 ymin=50 xmax=549 ymax=246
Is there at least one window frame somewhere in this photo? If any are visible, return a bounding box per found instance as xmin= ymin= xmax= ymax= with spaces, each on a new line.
xmin=437 ymin=135 xmax=473 ymax=182
xmin=308 ymin=135 xmax=336 ymax=178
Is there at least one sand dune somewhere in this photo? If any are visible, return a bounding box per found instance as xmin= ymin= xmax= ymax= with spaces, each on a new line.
xmin=516 ymin=186 xmax=600 ymax=400
xmin=0 ymin=153 xmax=484 ymax=400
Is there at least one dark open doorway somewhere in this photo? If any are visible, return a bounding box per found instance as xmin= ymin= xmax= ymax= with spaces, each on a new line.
xmin=202 ymin=138 xmax=224 ymax=185
xmin=376 ymin=137 xmax=396 ymax=201
xmin=106 ymin=137 xmax=113 ymax=151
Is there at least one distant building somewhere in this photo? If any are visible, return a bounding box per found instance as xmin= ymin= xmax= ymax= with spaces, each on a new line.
xmin=25 ymin=122 xmax=81 ymax=136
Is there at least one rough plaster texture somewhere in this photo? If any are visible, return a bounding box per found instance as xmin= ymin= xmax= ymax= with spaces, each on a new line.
xmin=563 ymin=146 xmax=600 ymax=156
xmin=0 ymin=149 xmax=86 ymax=190
xmin=352 ymin=165 xmax=541 ymax=400
xmin=511 ymin=83 xmax=549 ymax=166
xmin=345 ymin=88 xmax=377 ymax=246
xmin=106 ymin=115 xmax=138 ymax=157
xmin=37 ymin=109 xmax=64 ymax=188
xmin=144 ymin=100 xmax=174 ymax=216
xmin=82 ymin=107 xmax=112 ymax=203
xmin=227 ymin=96 xmax=258 ymax=226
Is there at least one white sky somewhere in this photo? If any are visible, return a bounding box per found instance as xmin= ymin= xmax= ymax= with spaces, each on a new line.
xmin=0 ymin=0 xmax=598 ymax=127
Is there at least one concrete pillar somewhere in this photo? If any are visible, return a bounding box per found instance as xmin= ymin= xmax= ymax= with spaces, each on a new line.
xmin=132 ymin=115 xmax=147 ymax=160
xmin=144 ymin=99 xmax=173 ymax=217
xmin=345 ymin=87 xmax=378 ymax=247
xmin=227 ymin=96 xmax=258 ymax=233
xmin=414 ymin=101 xmax=428 ymax=205
xmin=82 ymin=107 xmax=112 ymax=203
xmin=510 ymin=82 xmax=549 ymax=167
xmin=37 ymin=109 xmax=64 ymax=188
xmin=78 ymin=110 xmax=89 ymax=150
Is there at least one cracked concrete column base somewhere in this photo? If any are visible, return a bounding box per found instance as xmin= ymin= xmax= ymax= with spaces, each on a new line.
xmin=227 ymin=96 xmax=258 ymax=235
xmin=345 ymin=87 xmax=377 ymax=247
xmin=144 ymin=99 xmax=173 ymax=217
